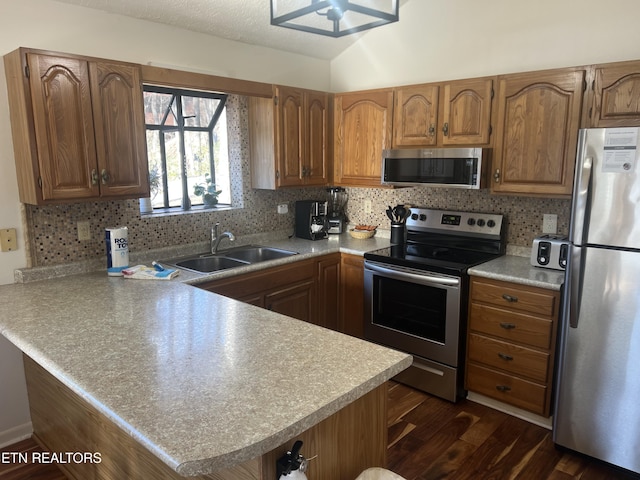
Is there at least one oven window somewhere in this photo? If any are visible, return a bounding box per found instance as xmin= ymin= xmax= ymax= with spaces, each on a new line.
xmin=373 ymin=275 xmax=447 ymax=343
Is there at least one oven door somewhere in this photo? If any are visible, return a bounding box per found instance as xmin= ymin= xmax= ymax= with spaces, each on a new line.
xmin=364 ymin=260 xmax=462 ymax=367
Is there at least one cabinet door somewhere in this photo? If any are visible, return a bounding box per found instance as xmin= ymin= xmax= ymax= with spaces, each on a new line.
xmin=339 ymin=254 xmax=365 ymax=338
xmin=28 ymin=53 xmax=99 ymax=201
xmin=492 ymin=68 xmax=585 ymax=196
xmin=591 ymin=61 xmax=640 ymax=127
xmin=89 ymin=61 xmax=149 ymax=198
xmin=305 ymin=90 xmax=329 ymax=186
xmin=334 ymin=90 xmax=393 ymax=186
xmin=441 ymin=78 xmax=493 ymax=145
xmin=393 ymin=84 xmax=439 ymax=147
xmin=275 ymin=86 xmax=304 ymax=187
xmin=316 ymin=253 xmax=340 ymax=330
xmin=265 ymin=280 xmax=315 ymax=323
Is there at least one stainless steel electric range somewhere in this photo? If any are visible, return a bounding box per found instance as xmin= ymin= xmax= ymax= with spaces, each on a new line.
xmin=364 ymin=207 xmax=506 ymax=401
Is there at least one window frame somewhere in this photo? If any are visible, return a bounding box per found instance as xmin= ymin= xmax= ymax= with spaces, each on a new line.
xmin=143 ymin=84 xmax=228 ymax=210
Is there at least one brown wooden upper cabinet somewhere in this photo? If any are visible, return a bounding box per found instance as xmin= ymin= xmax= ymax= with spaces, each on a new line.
xmin=249 ymin=85 xmax=329 ymax=189
xmin=587 ymin=60 xmax=640 ymax=127
xmin=491 ymin=67 xmax=586 ymax=197
xmin=393 ymin=78 xmax=494 ymax=147
xmin=333 ymin=89 xmax=393 ymax=187
xmin=3 ymin=48 xmax=149 ymax=205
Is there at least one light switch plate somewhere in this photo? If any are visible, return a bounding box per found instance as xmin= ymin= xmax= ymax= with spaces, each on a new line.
xmin=0 ymin=228 xmax=17 ymax=252
xmin=77 ymin=221 xmax=91 ymax=241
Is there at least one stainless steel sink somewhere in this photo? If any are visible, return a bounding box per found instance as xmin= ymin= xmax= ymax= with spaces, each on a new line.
xmin=159 ymin=245 xmax=298 ymax=274
xmin=174 ymin=256 xmax=249 ymax=273
xmin=222 ymin=245 xmax=298 ymax=263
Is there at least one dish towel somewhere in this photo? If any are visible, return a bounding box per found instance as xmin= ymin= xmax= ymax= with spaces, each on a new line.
xmin=122 ymin=265 xmax=180 ymax=280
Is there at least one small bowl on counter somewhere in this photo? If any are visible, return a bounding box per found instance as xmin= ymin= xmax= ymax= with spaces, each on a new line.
xmin=349 ymin=225 xmax=377 ymax=239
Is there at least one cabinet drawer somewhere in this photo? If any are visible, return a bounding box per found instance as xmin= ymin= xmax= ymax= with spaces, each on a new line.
xmin=471 ymin=279 xmax=557 ymax=317
xmin=468 ymin=333 xmax=549 ymax=382
xmin=466 ymin=363 xmax=548 ymax=416
xmin=469 ymin=303 xmax=553 ymax=349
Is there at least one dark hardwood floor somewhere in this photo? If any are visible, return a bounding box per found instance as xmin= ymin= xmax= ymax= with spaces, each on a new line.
xmin=1 ymin=382 xmax=638 ymax=479
xmin=387 ymin=382 xmax=639 ymax=480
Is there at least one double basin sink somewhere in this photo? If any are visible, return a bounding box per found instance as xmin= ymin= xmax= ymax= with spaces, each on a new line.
xmin=159 ymin=245 xmax=298 ymax=274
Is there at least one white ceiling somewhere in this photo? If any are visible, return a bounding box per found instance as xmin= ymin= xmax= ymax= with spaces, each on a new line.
xmin=50 ymin=0 xmax=408 ymax=61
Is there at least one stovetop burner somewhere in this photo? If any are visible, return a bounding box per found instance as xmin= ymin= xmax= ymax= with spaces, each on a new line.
xmin=364 ymin=207 xmax=506 ymax=275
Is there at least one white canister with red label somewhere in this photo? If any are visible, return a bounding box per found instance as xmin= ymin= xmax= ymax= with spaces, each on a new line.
xmin=105 ymin=227 xmax=129 ymax=276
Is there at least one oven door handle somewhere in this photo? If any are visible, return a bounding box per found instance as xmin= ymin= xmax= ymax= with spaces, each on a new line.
xmin=365 ymin=262 xmax=460 ymax=287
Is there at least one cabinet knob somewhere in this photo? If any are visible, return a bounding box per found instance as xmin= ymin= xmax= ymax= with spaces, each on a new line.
xmin=493 ymin=169 xmax=501 ymax=183
xmin=91 ymin=169 xmax=99 ymax=186
xmin=498 ymin=352 xmax=514 ymax=361
xmin=496 ymin=385 xmax=511 ymax=392
xmin=443 ymin=122 xmax=449 ymax=136
xmin=499 ymin=322 xmax=516 ymax=330
xmin=101 ymin=169 xmax=110 ymax=185
xmin=502 ymin=294 xmax=518 ymax=303
xmin=428 ymin=124 xmax=435 ymax=136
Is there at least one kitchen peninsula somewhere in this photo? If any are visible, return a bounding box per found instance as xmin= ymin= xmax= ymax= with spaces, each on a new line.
xmin=0 ymin=272 xmax=411 ymax=479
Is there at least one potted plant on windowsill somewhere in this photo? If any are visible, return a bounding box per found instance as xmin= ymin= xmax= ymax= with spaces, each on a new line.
xmin=194 ymin=173 xmax=222 ymax=208
xmin=140 ymin=166 xmax=161 ymax=214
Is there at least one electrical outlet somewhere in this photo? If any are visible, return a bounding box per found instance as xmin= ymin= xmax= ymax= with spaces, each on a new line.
xmin=0 ymin=228 xmax=17 ymax=252
xmin=542 ymin=214 xmax=558 ymax=234
xmin=77 ymin=221 xmax=91 ymax=241
xmin=364 ymin=199 xmax=372 ymax=215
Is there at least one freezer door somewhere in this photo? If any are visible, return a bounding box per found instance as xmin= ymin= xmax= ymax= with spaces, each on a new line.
xmin=571 ymin=128 xmax=640 ymax=250
xmin=553 ymin=247 xmax=640 ymax=474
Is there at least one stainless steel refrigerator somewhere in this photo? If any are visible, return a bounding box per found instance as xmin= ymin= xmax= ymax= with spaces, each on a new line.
xmin=553 ymin=127 xmax=640 ymax=475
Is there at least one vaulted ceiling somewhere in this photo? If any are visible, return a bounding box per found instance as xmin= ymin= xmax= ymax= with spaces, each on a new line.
xmin=51 ymin=0 xmax=410 ymax=60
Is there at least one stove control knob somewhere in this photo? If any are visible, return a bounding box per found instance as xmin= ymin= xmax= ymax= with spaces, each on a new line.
xmin=467 ymin=218 xmax=476 ymax=226
xmin=477 ymin=219 xmax=486 ymax=227
xmin=487 ymin=219 xmax=496 ymax=228
xmin=411 ymin=213 xmax=418 ymax=220
xmin=419 ymin=214 xmax=427 ymax=221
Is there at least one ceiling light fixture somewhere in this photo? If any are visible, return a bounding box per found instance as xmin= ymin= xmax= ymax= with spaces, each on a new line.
xmin=270 ymin=1 xmax=399 ymax=38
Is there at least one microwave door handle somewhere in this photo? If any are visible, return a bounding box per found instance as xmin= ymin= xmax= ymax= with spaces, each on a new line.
xmin=365 ymin=262 xmax=460 ymax=287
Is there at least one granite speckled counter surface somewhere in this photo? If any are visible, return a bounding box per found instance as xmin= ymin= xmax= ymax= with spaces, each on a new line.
xmin=14 ymin=230 xmax=391 ymax=284
xmin=0 ymin=270 xmax=411 ymax=475
xmin=468 ymin=254 xmax=565 ymax=290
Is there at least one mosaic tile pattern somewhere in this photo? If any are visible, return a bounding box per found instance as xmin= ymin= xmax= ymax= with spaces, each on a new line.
xmin=345 ymin=186 xmax=571 ymax=248
xmin=22 ymin=95 xmax=571 ymax=267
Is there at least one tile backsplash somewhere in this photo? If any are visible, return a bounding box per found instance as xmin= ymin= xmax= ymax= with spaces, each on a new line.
xmin=20 ymin=95 xmax=571 ymax=268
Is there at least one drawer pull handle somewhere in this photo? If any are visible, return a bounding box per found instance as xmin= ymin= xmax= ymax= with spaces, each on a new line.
xmin=498 ymin=352 xmax=513 ymax=361
xmin=502 ymin=294 xmax=518 ymax=303
xmin=496 ymin=385 xmax=511 ymax=392
xmin=499 ymin=322 xmax=516 ymax=330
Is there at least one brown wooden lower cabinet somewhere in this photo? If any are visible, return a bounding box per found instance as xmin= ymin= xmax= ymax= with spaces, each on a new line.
xmin=339 ymin=254 xmax=365 ymax=338
xmin=24 ymin=355 xmax=388 ymax=480
xmin=316 ymin=253 xmax=341 ymax=330
xmin=199 ymin=253 xmax=365 ymax=338
xmin=199 ymin=258 xmax=317 ymax=323
xmin=465 ymin=276 xmax=560 ymax=417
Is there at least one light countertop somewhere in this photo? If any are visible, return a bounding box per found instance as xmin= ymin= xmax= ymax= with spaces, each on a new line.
xmin=468 ymin=254 xmax=565 ymax=290
xmin=0 ymin=271 xmax=411 ymax=476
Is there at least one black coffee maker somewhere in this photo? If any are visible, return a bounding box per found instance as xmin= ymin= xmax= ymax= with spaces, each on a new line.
xmin=295 ymin=200 xmax=328 ymax=240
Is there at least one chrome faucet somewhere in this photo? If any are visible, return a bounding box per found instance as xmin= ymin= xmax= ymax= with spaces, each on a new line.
xmin=211 ymin=222 xmax=235 ymax=254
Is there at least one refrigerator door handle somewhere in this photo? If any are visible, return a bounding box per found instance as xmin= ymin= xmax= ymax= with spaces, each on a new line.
xmin=571 ymin=157 xmax=593 ymax=245
xmin=571 ymin=155 xmax=592 ymax=244
xmin=568 ymin=244 xmax=584 ymax=328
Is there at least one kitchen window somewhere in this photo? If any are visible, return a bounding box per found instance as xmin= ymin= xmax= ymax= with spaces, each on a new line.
xmin=143 ymin=85 xmax=230 ymax=210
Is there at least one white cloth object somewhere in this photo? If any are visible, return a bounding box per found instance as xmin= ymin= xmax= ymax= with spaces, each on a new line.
xmin=355 ymin=467 xmax=407 ymax=480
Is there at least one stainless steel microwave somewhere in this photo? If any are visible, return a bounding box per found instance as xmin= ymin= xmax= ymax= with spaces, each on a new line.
xmin=381 ymin=148 xmax=486 ymax=188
